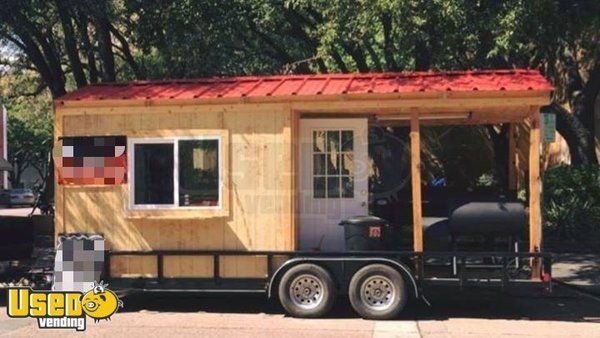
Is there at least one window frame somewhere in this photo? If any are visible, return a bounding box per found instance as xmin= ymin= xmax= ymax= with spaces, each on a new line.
xmin=311 ymin=128 xmax=355 ymax=200
xmin=128 ymin=136 xmax=223 ymax=210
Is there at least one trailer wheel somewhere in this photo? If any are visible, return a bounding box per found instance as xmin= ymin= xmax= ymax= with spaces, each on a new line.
xmin=348 ymin=264 xmax=407 ymax=319
xmin=277 ymin=263 xmax=336 ymax=318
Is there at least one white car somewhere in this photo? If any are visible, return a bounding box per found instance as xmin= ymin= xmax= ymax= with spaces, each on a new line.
xmin=9 ymin=189 xmax=36 ymax=207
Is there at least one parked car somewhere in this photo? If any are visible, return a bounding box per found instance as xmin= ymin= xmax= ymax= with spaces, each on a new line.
xmin=9 ymin=189 xmax=37 ymax=207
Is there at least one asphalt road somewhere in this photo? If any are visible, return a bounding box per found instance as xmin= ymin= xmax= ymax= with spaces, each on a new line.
xmin=1 ymin=283 xmax=599 ymax=337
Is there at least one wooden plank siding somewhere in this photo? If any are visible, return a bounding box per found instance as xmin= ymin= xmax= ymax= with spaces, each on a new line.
xmin=55 ymin=90 xmax=551 ymax=279
xmin=55 ymin=105 xmax=295 ymax=278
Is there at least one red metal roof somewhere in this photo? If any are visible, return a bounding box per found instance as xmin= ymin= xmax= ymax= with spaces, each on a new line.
xmin=58 ymin=69 xmax=553 ymax=102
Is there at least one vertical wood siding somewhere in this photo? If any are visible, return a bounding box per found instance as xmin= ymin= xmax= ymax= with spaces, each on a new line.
xmin=55 ymin=106 xmax=294 ymax=278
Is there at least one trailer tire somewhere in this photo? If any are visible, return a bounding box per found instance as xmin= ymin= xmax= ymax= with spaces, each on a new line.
xmin=277 ymin=263 xmax=336 ymax=318
xmin=348 ymin=264 xmax=407 ymax=319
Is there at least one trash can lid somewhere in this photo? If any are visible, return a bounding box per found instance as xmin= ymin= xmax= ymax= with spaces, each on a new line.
xmin=338 ymin=215 xmax=389 ymax=226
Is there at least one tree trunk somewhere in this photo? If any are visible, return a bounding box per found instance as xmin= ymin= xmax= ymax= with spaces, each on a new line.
xmin=5 ymin=34 xmax=66 ymax=98
xmin=0 ymin=8 xmax=67 ymax=97
xmin=329 ymin=49 xmax=349 ymax=73
xmin=76 ymin=13 xmax=99 ymax=83
xmin=92 ymin=13 xmax=116 ymax=82
xmin=283 ymin=8 xmax=328 ymax=73
xmin=380 ymin=13 xmax=399 ymax=71
xmin=8 ymin=163 xmax=25 ymax=189
xmin=56 ymin=0 xmax=87 ymax=88
xmin=110 ymin=25 xmax=143 ymax=79
xmin=414 ymin=39 xmax=431 ymax=71
xmin=365 ymin=42 xmax=382 ymax=72
xmin=342 ymin=44 xmax=369 ymax=73
xmin=246 ymin=20 xmax=311 ymax=74
xmin=545 ymin=103 xmax=598 ymax=165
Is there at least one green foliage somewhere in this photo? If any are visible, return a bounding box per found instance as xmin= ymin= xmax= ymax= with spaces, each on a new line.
xmin=543 ymin=165 xmax=600 ymax=239
xmin=476 ymin=173 xmax=496 ymax=188
xmin=422 ymin=126 xmax=495 ymax=189
xmin=0 ymin=0 xmax=599 ymax=202
xmin=2 ymin=0 xmax=599 ymax=84
xmin=0 ymin=70 xmax=53 ymax=188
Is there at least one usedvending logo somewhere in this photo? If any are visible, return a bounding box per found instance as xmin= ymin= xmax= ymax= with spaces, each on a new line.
xmin=6 ymin=281 xmax=122 ymax=331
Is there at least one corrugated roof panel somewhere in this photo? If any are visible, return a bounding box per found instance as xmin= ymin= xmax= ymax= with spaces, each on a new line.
xmin=395 ymin=76 xmax=425 ymax=92
xmin=197 ymin=80 xmax=239 ymax=98
xmin=347 ymin=77 xmax=375 ymax=94
xmin=153 ymin=83 xmax=196 ymax=99
xmin=188 ymin=82 xmax=214 ymax=98
xmin=245 ymin=79 xmax=284 ymax=97
xmin=271 ymin=78 xmax=305 ymax=96
xmin=372 ymin=77 xmax=401 ymax=94
xmin=221 ymin=80 xmax=262 ymax=97
xmin=320 ymin=77 xmax=353 ymax=95
xmin=123 ymin=83 xmax=155 ymax=99
xmin=93 ymin=84 xmax=131 ymax=100
xmin=57 ymin=69 xmax=554 ymax=102
xmin=297 ymin=78 xmax=328 ymax=95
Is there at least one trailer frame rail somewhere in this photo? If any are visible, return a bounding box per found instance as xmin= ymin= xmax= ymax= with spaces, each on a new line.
xmin=104 ymin=249 xmax=552 ymax=295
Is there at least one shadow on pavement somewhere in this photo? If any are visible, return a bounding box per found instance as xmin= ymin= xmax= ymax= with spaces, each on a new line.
xmin=115 ymin=284 xmax=600 ymax=323
xmin=553 ymin=253 xmax=600 ymax=287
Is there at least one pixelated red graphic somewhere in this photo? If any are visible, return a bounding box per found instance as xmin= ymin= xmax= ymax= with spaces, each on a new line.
xmin=54 ymin=136 xmax=127 ymax=185
xmin=368 ymin=226 xmax=381 ymax=238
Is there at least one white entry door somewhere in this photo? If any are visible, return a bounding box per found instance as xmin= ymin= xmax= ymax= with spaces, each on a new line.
xmin=299 ymin=119 xmax=369 ymax=251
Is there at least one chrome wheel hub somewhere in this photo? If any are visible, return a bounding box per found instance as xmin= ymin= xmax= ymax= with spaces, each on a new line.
xmin=289 ymin=274 xmax=323 ymax=309
xmin=360 ymin=275 xmax=395 ymax=310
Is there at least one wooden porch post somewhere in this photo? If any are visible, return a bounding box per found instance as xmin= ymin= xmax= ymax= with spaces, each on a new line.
xmin=508 ymin=123 xmax=518 ymax=192
xmin=410 ymin=111 xmax=423 ymax=252
xmin=528 ymin=106 xmax=542 ymax=279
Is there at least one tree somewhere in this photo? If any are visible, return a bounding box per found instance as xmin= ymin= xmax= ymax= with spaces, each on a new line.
xmin=0 ymin=0 xmax=599 ymax=193
xmin=6 ymin=113 xmax=52 ymax=188
xmin=0 ymin=69 xmax=53 ymax=189
xmin=0 ymin=0 xmax=142 ymax=96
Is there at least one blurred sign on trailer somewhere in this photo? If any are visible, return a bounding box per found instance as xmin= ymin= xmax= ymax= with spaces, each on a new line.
xmin=542 ymin=113 xmax=556 ymax=143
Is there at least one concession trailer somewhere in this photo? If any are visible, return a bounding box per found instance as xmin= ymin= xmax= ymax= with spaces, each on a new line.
xmin=53 ymin=69 xmax=554 ymax=319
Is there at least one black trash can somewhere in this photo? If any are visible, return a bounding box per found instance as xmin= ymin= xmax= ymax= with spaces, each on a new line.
xmin=339 ymin=215 xmax=392 ymax=251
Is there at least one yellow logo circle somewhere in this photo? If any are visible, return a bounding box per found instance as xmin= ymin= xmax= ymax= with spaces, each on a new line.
xmin=81 ymin=282 xmax=121 ymax=321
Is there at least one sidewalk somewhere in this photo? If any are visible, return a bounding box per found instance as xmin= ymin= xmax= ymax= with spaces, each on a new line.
xmin=552 ymin=253 xmax=600 ymax=295
xmin=2 ymin=283 xmax=600 ymax=338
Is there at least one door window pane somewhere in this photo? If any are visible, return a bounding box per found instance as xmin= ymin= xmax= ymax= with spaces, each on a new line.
xmin=327 ymin=153 xmax=340 ymax=175
xmin=341 ymin=153 xmax=353 ymax=175
xmin=179 ymin=140 xmax=219 ymax=207
xmin=313 ymin=177 xmax=326 ymax=198
xmin=327 ymin=176 xmax=340 ymax=198
xmin=342 ymin=176 xmax=354 ymax=198
xmin=313 ymin=131 xmax=326 ymax=152
xmin=134 ymin=143 xmax=174 ymax=205
xmin=326 ymin=131 xmax=340 ymax=152
xmin=341 ymin=130 xmax=353 ymax=151
xmin=313 ymin=154 xmax=326 ymax=175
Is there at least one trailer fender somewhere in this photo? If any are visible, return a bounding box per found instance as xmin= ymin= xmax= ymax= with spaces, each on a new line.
xmin=268 ymin=257 xmax=419 ymax=299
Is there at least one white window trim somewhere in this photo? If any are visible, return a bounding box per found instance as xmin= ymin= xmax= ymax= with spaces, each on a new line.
xmin=128 ymin=136 xmax=223 ymax=210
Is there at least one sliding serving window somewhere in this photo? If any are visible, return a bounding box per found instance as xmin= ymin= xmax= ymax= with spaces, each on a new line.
xmin=129 ymin=137 xmax=221 ymax=209
xmin=134 ymin=143 xmax=174 ymax=205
